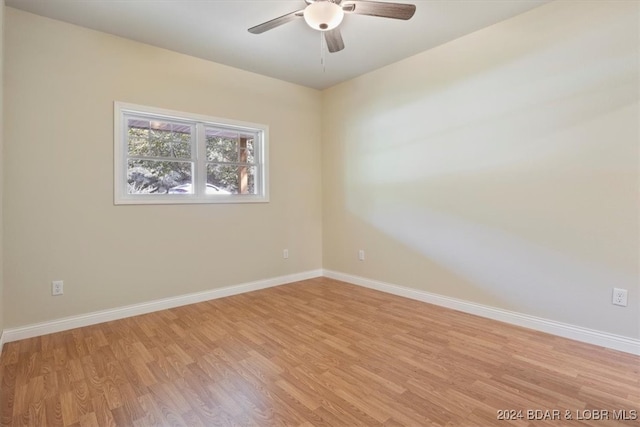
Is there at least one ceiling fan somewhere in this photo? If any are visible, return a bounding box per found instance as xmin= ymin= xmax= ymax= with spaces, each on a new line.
xmin=248 ymin=0 xmax=416 ymax=53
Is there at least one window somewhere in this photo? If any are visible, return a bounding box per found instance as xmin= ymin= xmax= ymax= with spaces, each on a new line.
xmin=114 ymin=102 xmax=268 ymax=204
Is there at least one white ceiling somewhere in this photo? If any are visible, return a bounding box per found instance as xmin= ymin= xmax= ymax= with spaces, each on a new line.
xmin=6 ymin=0 xmax=550 ymax=90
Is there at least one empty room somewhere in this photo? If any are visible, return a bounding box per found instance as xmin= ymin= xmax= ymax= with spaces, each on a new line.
xmin=0 ymin=0 xmax=638 ymax=425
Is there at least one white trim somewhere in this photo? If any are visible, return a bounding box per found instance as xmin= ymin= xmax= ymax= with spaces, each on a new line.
xmin=5 ymin=269 xmax=638 ymax=356
xmin=323 ymin=269 xmax=640 ymax=356
xmin=2 ymin=270 xmax=322 ymax=344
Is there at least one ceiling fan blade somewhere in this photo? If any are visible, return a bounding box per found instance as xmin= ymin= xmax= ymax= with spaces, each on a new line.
xmin=248 ymin=10 xmax=304 ymax=34
xmin=342 ymin=1 xmax=416 ymax=20
xmin=324 ymin=28 xmax=345 ymax=53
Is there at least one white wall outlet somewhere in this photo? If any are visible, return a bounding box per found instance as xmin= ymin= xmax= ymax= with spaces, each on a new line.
xmin=283 ymin=249 xmax=289 ymax=259
xmin=612 ymin=288 xmax=628 ymax=306
xmin=52 ymin=280 xmax=64 ymax=296
xmin=358 ymin=249 xmax=365 ymax=261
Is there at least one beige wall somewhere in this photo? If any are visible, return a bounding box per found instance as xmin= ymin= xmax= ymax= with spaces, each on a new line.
xmin=3 ymin=8 xmax=323 ymax=328
xmin=322 ymin=0 xmax=639 ymax=338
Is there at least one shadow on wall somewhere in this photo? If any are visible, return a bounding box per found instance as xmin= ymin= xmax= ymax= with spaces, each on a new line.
xmin=337 ymin=2 xmax=639 ymax=337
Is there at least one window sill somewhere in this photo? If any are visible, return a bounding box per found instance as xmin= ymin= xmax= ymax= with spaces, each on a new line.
xmin=114 ymin=194 xmax=269 ymax=205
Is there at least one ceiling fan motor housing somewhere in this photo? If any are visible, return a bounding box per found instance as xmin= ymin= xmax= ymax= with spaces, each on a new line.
xmin=304 ymin=1 xmax=345 ymax=31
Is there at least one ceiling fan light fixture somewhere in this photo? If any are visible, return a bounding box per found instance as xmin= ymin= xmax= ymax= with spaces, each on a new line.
xmin=303 ymin=1 xmax=344 ymax=31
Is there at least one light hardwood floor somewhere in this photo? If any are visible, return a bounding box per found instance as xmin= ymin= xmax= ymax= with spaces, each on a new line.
xmin=0 ymin=277 xmax=638 ymax=426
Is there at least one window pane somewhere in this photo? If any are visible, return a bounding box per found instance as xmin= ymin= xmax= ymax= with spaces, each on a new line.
xmin=241 ymin=138 xmax=255 ymax=164
xmin=128 ymin=119 xmax=191 ymax=159
xmin=205 ymin=127 xmax=256 ymax=164
xmin=127 ymin=119 xmax=151 ymax=156
xmin=149 ymin=121 xmax=173 ymax=157
xmin=207 ymin=164 xmax=256 ymax=195
xmin=206 ymin=131 xmax=238 ymax=162
xmin=127 ymin=159 xmax=193 ymax=194
xmin=171 ymin=129 xmax=191 ymax=159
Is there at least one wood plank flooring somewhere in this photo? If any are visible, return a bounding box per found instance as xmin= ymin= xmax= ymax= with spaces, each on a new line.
xmin=0 ymin=277 xmax=638 ymax=426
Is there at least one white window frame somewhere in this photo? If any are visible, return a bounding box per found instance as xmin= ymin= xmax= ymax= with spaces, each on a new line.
xmin=114 ymin=102 xmax=269 ymax=205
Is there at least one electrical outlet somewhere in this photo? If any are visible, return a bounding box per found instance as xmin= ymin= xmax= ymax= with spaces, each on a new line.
xmin=612 ymin=288 xmax=628 ymax=307
xmin=358 ymin=249 xmax=365 ymax=261
xmin=52 ymin=280 xmax=64 ymax=296
xmin=283 ymin=249 xmax=289 ymax=259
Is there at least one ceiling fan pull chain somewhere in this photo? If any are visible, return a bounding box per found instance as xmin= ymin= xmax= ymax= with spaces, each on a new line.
xmin=320 ymin=32 xmax=326 ymax=73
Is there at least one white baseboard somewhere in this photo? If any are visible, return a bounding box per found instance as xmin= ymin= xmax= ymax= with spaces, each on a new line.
xmin=3 ymin=268 xmax=638 ymax=356
xmin=323 ymin=269 xmax=640 ymax=356
xmin=2 ymin=269 xmax=323 ymax=344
